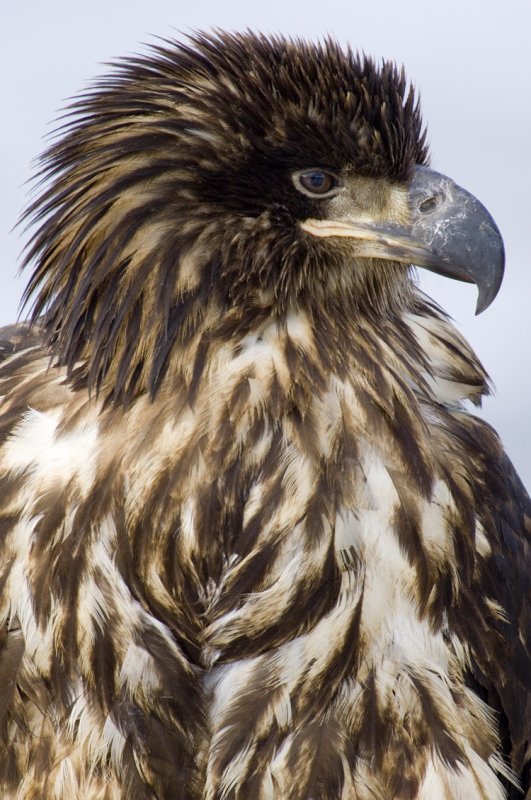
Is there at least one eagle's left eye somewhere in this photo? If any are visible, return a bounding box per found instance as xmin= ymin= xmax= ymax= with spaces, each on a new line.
xmin=293 ymin=169 xmax=340 ymax=198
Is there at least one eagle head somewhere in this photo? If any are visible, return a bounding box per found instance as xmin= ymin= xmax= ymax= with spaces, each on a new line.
xmin=22 ymin=31 xmax=504 ymax=405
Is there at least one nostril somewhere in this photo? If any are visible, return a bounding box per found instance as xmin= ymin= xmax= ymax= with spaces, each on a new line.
xmin=418 ymin=194 xmax=442 ymax=214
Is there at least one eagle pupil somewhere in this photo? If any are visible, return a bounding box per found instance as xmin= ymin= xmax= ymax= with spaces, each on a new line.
xmin=299 ymin=170 xmax=336 ymax=194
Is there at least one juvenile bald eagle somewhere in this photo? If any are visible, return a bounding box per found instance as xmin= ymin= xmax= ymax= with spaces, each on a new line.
xmin=0 ymin=31 xmax=529 ymax=800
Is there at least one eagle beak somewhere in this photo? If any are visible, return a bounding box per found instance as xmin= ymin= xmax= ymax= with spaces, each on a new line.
xmin=300 ymin=166 xmax=505 ymax=314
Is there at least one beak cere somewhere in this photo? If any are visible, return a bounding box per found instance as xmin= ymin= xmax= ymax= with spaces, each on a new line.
xmin=301 ymin=166 xmax=505 ymax=314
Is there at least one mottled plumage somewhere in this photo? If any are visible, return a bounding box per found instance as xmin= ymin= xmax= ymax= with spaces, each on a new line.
xmin=0 ymin=31 xmax=529 ymax=800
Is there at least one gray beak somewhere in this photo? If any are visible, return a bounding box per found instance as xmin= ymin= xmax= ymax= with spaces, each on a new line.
xmin=301 ymin=165 xmax=505 ymax=314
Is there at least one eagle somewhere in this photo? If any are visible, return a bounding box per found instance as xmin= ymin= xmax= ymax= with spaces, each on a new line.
xmin=0 ymin=30 xmax=529 ymax=800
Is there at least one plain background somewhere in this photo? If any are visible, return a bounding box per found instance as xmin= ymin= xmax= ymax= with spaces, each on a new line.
xmin=2 ymin=0 xmax=530 ymax=488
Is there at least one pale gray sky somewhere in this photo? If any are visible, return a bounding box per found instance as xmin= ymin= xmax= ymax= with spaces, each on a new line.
xmin=2 ymin=0 xmax=530 ymax=488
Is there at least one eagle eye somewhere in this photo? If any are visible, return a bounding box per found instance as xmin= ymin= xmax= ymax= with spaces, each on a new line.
xmin=293 ymin=169 xmax=339 ymax=198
